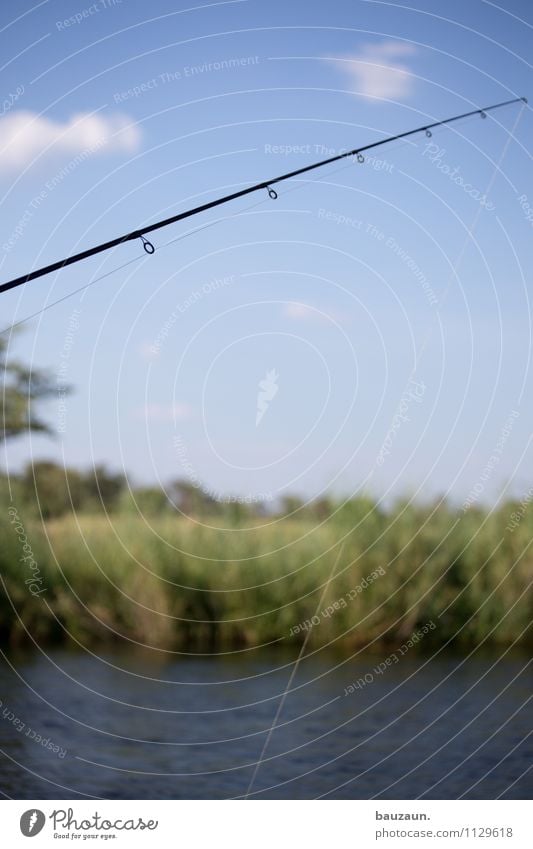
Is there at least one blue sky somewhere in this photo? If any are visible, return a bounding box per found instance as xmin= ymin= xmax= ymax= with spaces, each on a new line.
xmin=1 ymin=0 xmax=533 ymax=508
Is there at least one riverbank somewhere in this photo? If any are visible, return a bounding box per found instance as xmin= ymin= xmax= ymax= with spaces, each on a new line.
xmin=1 ymin=499 xmax=532 ymax=651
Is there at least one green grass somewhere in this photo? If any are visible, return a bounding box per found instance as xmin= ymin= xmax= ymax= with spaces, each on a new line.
xmin=1 ymin=498 xmax=532 ymax=652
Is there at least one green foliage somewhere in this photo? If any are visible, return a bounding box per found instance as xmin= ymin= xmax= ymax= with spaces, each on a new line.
xmin=9 ymin=462 xmax=127 ymax=519
xmin=0 ymin=498 xmax=531 ymax=652
xmin=20 ymin=461 xmax=86 ymax=519
xmin=0 ymin=333 xmax=60 ymax=441
xmin=118 ymin=486 xmax=174 ymax=516
xmin=82 ymin=464 xmax=126 ymax=511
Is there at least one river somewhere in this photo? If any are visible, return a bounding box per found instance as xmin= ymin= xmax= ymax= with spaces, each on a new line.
xmin=0 ymin=647 xmax=531 ymax=799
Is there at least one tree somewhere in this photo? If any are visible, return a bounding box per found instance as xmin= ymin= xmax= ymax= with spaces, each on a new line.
xmin=1 ymin=334 xmax=58 ymax=441
xmin=169 ymin=480 xmax=219 ymax=516
xmin=82 ymin=465 xmax=126 ymax=511
xmin=118 ymin=486 xmax=173 ymax=516
xmin=21 ymin=461 xmax=86 ymax=519
xmin=279 ymin=494 xmax=306 ymax=516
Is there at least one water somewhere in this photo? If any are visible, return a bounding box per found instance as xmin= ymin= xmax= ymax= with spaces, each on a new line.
xmin=0 ymin=647 xmax=531 ymax=799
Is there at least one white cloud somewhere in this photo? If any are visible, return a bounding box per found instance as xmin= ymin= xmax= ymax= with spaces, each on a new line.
xmin=0 ymin=110 xmax=142 ymax=170
xmin=282 ymin=302 xmax=343 ymax=324
xmin=283 ymin=302 xmax=317 ymax=321
xmin=140 ymin=403 xmax=193 ymax=422
xmin=139 ymin=342 xmax=159 ymax=360
xmin=328 ymin=41 xmax=417 ymax=101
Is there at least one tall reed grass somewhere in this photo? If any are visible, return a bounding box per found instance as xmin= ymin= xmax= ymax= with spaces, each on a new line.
xmin=1 ymin=499 xmax=532 ymax=652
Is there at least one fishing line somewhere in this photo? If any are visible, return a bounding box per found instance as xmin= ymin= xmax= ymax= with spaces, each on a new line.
xmin=0 ymin=96 xmax=525 ymax=297
xmin=0 ymin=137 xmax=400 ymax=335
xmin=0 ymin=191 xmax=283 ymax=336
xmin=0 ymin=98 xmax=523 ymax=336
xmin=413 ymin=99 xmax=527 ymax=369
xmin=243 ymin=106 xmax=526 ymax=798
xmin=244 ymin=543 xmax=346 ymax=798
xmin=0 ymin=256 xmax=144 ymax=337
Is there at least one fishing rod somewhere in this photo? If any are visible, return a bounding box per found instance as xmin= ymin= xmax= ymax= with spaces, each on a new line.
xmin=0 ymin=95 xmax=526 ymax=296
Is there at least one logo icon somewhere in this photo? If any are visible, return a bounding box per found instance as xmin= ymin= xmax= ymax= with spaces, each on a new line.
xmin=256 ymin=368 xmax=279 ymax=426
xmin=20 ymin=810 xmax=45 ymax=837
